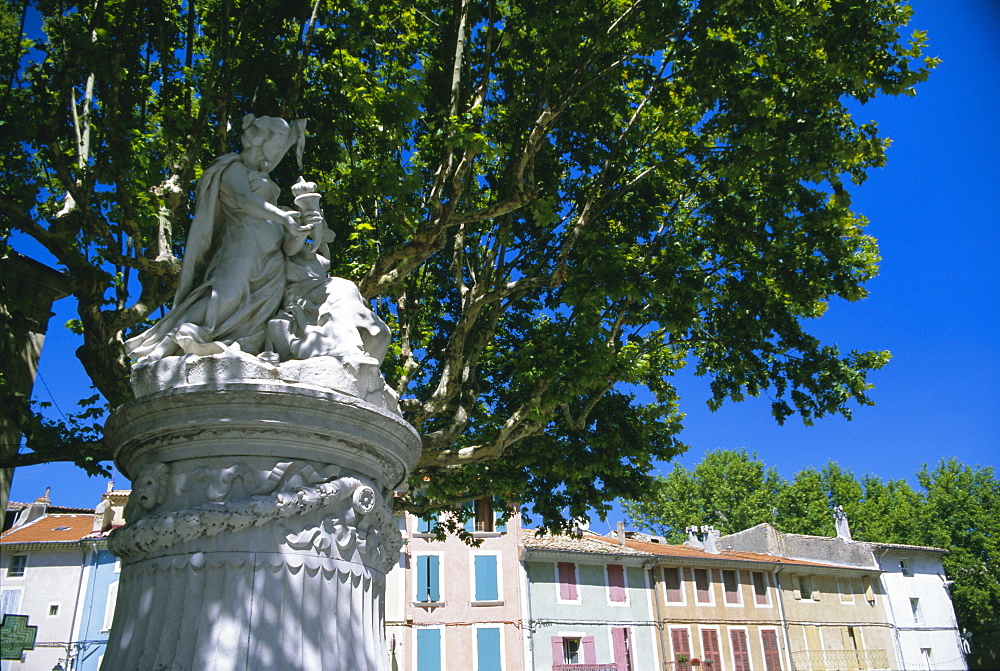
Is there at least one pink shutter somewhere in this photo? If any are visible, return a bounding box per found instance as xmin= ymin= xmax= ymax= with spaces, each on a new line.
xmin=731 ymin=630 xmax=750 ymax=671
xmin=582 ymin=636 xmax=597 ymax=664
xmin=694 ymin=568 xmax=711 ymax=603
xmin=671 ymin=629 xmax=691 ymax=671
xmin=753 ymin=572 xmax=769 ymax=604
xmin=551 ymin=637 xmax=564 ymax=665
xmin=558 ymin=562 xmax=578 ymax=601
xmin=612 ymin=627 xmax=631 ymax=671
xmin=664 ymin=567 xmax=682 ymax=602
xmin=702 ymin=629 xmax=721 ymax=666
xmin=762 ymin=630 xmax=783 ymax=671
xmin=723 ymin=570 xmax=740 ymax=603
xmin=608 ymin=564 xmax=626 ymax=602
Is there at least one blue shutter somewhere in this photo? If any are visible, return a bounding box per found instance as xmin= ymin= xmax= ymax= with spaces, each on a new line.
xmin=494 ymin=498 xmax=507 ymax=533
xmin=474 ymin=555 xmax=499 ymax=602
xmin=463 ymin=501 xmax=476 ymax=532
xmin=417 ymin=628 xmax=442 ymax=671
xmin=417 ymin=514 xmax=434 ymax=534
xmin=416 ymin=556 xmax=441 ymax=602
xmin=428 ymin=555 xmax=440 ymax=602
xmin=477 ymin=627 xmax=502 ymax=671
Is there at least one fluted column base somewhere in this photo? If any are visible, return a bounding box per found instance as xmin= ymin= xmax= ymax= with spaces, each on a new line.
xmin=100 ymin=382 xmax=420 ymax=671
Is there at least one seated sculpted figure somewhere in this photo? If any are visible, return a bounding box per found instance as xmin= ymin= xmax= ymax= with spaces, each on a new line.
xmin=126 ymin=114 xmax=389 ymax=367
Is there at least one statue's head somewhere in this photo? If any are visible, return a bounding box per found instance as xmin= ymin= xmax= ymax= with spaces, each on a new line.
xmin=240 ymin=114 xmax=307 ymax=170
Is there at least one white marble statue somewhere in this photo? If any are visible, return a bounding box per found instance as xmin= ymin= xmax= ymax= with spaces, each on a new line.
xmin=125 ymin=115 xmax=396 ymax=409
xmin=126 ymin=114 xmax=389 ymax=368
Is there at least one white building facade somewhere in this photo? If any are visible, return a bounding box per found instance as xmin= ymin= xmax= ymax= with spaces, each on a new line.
xmin=873 ymin=544 xmax=967 ymax=671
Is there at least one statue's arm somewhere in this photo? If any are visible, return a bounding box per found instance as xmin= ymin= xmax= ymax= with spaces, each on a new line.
xmin=220 ymin=161 xmax=296 ymax=224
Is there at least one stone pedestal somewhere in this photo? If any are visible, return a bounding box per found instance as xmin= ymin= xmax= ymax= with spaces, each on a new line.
xmin=101 ymin=379 xmax=420 ymax=670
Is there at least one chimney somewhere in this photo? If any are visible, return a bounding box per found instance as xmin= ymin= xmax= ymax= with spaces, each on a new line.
xmin=834 ymin=506 xmax=852 ymax=541
xmin=616 ymin=521 xmax=626 ymax=546
xmin=106 ymin=480 xmax=115 ymax=493
xmin=704 ymin=526 xmax=721 ymax=554
xmin=684 ymin=526 xmax=704 ymax=549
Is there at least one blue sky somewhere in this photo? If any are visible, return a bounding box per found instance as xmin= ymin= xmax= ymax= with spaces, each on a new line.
xmin=9 ymin=0 xmax=999 ymax=513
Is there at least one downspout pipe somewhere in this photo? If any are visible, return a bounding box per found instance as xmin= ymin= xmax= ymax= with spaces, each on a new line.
xmin=775 ymin=564 xmax=794 ymax=671
xmin=646 ymin=561 xmax=669 ymax=671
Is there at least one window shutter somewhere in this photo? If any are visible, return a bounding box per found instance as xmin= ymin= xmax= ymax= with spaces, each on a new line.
xmin=612 ymin=627 xmax=631 ymax=671
xmin=417 ymin=629 xmax=442 ymax=671
xmin=762 ymin=630 xmax=783 ymax=671
xmin=731 ymin=630 xmax=750 ymax=671
xmin=582 ymin=636 xmax=597 ymax=664
xmin=102 ymin=581 xmax=119 ymax=632
xmin=477 ymin=627 xmax=502 ymax=671
xmin=671 ymin=629 xmax=691 ymax=671
xmin=416 ymin=514 xmax=435 ymax=534
xmin=608 ymin=564 xmax=627 ymax=602
xmin=417 ymin=556 xmax=440 ymax=602
xmin=1 ymin=589 xmax=21 ymax=615
xmin=811 ymin=575 xmax=820 ymax=601
xmin=863 ymin=576 xmax=875 ymax=604
xmin=474 ymin=555 xmax=499 ymax=602
xmin=753 ymin=572 xmax=769 ymax=604
xmin=701 ymin=629 xmax=721 ymax=666
xmin=558 ymin=562 xmax=578 ymax=601
xmin=723 ymin=570 xmax=740 ymax=603
xmin=664 ymin=567 xmax=682 ymax=602
xmin=463 ymin=501 xmax=476 ymax=533
xmin=551 ymin=637 xmax=564 ymax=664
xmin=694 ymin=568 xmax=711 ymax=603
xmin=494 ymin=498 xmax=507 ymax=532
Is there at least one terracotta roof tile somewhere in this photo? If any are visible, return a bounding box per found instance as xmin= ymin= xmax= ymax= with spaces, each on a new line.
xmin=0 ymin=514 xmax=95 ymax=545
xmin=524 ymin=530 xmax=869 ymax=571
xmin=522 ymin=530 xmax=650 ymax=555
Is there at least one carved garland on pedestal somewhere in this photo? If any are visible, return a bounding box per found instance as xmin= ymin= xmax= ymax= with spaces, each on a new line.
xmin=109 ymin=474 xmax=401 ymax=572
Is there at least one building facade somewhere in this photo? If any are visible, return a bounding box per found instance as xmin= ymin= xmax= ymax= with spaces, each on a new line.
xmin=394 ymin=500 xmax=526 ymax=671
xmin=522 ymin=531 xmax=659 ymax=671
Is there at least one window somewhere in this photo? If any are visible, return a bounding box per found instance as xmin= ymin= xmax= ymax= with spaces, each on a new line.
xmin=694 ymin=568 xmax=712 ymax=604
xmin=670 ymin=629 xmax=691 ymax=671
xmin=416 ymin=628 xmax=443 ymax=671
xmin=557 ymin=562 xmax=579 ymax=602
xmin=920 ymin=648 xmax=933 ymax=671
xmin=730 ymin=629 xmax=751 ymax=671
xmin=415 ymin=513 xmax=436 ymax=535
xmin=722 ymin=570 xmax=741 ymax=604
xmin=476 ymin=626 xmax=502 ymax=671
xmin=463 ymin=498 xmax=507 ymax=534
xmin=563 ymin=637 xmax=582 ymax=664
xmin=607 ymin=564 xmax=627 ymax=604
xmin=837 ymin=577 xmax=855 ymax=604
xmin=796 ymin=575 xmax=817 ymax=601
xmin=701 ymin=629 xmax=722 ymax=668
xmin=416 ymin=555 xmax=442 ymax=603
xmin=1 ymin=589 xmax=22 ymax=615
xmin=664 ymin=566 xmax=684 ymax=603
xmin=899 ymin=560 xmax=913 ymax=577
xmin=762 ymin=630 xmax=783 ymax=671
xmin=552 ymin=636 xmax=596 ymax=665
xmin=102 ymin=581 xmax=119 ymax=632
xmin=48 ymin=604 xmax=59 ymax=617
xmin=752 ymin=571 xmax=770 ymax=605
xmin=862 ymin=575 xmax=876 ymax=605
xmin=473 ymin=554 xmax=501 ymax=603
xmin=910 ymin=598 xmax=923 ymax=624
xmin=612 ymin=627 xmax=635 ymax=671
xmin=7 ymin=555 xmax=27 ymax=578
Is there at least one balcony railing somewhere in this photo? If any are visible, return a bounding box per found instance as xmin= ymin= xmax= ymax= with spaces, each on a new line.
xmin=791 ymin=649 xmax=890 ymax=671
xmin=552 ymin=665 xmax=618 ymax=671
